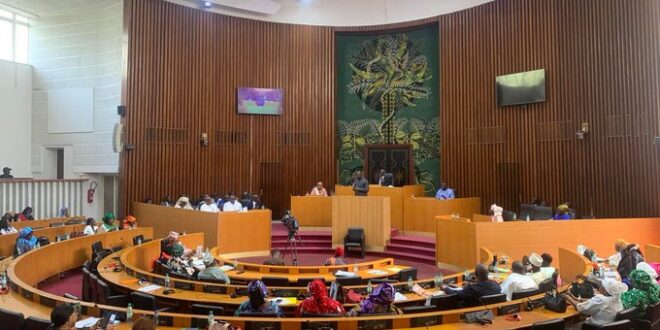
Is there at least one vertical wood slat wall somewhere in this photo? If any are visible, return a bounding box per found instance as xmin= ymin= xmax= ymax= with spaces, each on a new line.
xmin=121 ymin=0 xmax=660 ymax=218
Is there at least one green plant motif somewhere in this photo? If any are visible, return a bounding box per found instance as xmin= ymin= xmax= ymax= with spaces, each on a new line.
xmin=337 ymin=120 xmax=380 ymax=162
xmin=347 ymin=34 xmax=432 ymax=144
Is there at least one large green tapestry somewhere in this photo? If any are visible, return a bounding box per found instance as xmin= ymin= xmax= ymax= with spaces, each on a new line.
xmin=336 ymin=25 xmax=440 ymax=194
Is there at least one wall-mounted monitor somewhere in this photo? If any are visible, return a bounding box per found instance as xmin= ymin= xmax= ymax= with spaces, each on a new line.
xmin=237 ymin=87 xmax=284 ymax=115
xmin=496 ymin=69 xmax=546 ymax=107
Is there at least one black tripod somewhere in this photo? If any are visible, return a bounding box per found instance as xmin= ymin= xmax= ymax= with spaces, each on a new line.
xmin=283 ymin=230 xmax=304 ymax=266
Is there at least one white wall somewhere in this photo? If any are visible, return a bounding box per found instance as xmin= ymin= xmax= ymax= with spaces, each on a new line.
xmin=29 ymin=0 xmax=122 ymax=175
xmin=0 ymin=60 xmax=32 ymax=178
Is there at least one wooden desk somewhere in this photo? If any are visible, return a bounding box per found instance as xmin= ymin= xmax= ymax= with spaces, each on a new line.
xmin=290 ymin=196 xmax=332 ymax=227
xmin=335 ymin=184 xmax=424 ymax=229
xmin=331 ymin=195 xmax=390 ymax=251
xmin=436 ymin=217 xmax=660 ymax=269
xmin=217 ymin=209 xmax=271 ymax=255
xmin=647 ymin=244 xmax=660 ymax=262
xmin=0 ymin=223 xmax=86 ymax=257
xmin=11 ymin=216 xmax=85 ymax=230
xmin=403 ymin=197 xmax=481 ymax=233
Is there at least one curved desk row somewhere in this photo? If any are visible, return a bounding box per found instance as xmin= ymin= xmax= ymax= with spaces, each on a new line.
xmin=10 ymin=216 xmax=85 ymax=230
xmin=0 ymin=223 xmax=86 ymax=257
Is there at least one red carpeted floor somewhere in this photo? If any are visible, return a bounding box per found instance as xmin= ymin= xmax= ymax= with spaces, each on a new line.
xmin=38 ymin=269 xmax=83 ymax=299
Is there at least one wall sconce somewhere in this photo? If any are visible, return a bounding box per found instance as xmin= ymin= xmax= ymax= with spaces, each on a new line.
xmin=577 ymin=122 xmax=590 ymax=140
xmin=200 ymin=133 xmax=209 ymax=147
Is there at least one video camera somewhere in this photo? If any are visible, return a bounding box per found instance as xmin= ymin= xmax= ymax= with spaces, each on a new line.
xmin=281 ymin=210 xmax=299 ymax=239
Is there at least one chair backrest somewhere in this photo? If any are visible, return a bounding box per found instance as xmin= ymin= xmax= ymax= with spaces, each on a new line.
xmin=646 ymin=301 xmax=660 ymax=322
xmin=401 ymin=305 xmax=437 ymax=314
xmin=431 ymin=294 xmax=459 ymax=311
xmin=346 ymin=228 xmax=364 ymax=242
xmin=397 ymin=268 xmax=418 ymax=282
xmin=538 ymin=278 xmax=555 ymax=292
xmin=336 ymin=276 xmax=362 ymax=286
xmin=81 ymin=267 xmax=91 ymax=302
xmin=0 ymin=307 xmax=25 ymax=330
xmin=598 ymin=319 xmax=632 ymax=330
xmin=25 ymin=316 xmax=50 ymax=330
xmin=130 ymin=291 xmax=158 ymax=310
xmin=88 ymin=273 xmax=99 ymax=302
xmin=533 ymin=206 xmax=554 ymax=220
xmin=511 ymin=288 xmax=540 ymax=300
xmin=96 ymin=279 xmax=112 ymax=302
xmin=615 ymin=307 xmax=638 ymax=322
xmin=133 ymin=235 xmax=144 ymax=246
xmin=262 ymin=276 xmax=291 ymax=287
xmin=191 ymin=304 xmax=226 ymax=328
xmin=519 ymin=204 xmax=535 ymax=220
xmin=65 ymin=219 xmax=81 ymax=225
xmin=56 ymin=234 xmax=69 ymax=242
xmin=49 ymin=222 xmax=64 ymax=227
xmin=531 ymin=318 xmax=564 ymax=330
xmin=502 ymin=210 xmax=517 ymax=221
xmin=91 ymin=241 xmax=104 ymax=254
xmin=479 ymin=293 xmax=507 ymax=305
xmin=36 ymin=237 xmax=50 ymax=246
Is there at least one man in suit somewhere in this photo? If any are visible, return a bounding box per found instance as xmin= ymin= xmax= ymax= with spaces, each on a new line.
xmin=263 ymin=249 xmax=286 ymax=266
xmin=377 ymin=168 xmax=394 ymax=186
xmin=351 ymin=171 xmax=369 ymax=196
xmin=444 ymin=264 xmax=501 ymax=307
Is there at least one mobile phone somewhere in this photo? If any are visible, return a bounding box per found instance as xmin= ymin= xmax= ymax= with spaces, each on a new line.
xmin=97 ymin=313 xmax=116 ymax=329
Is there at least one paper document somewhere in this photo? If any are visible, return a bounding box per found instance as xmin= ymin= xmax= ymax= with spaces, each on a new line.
xmin=75 ymin=317 xmax=100 ymax=328
xmin=394 ymin=292 xmax=408 ymax=301
xmin=137 ymin=284 xmax=162 ymax=293
xmin=335 ymin=271 xmax=356 ymax=277
xmin=366 ymin=269 xmax=387 ymax=276
xmin=269 ymin=297 xmax=297 ymax=306
xmin=386 ymin=267 xmax=404 ymax=273
xmin=219 ymin=265 xmax=235 ymax=272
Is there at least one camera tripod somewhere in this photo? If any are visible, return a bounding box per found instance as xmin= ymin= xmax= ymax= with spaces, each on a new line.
xmin=283 ymin=231 xmax=305 ymax=266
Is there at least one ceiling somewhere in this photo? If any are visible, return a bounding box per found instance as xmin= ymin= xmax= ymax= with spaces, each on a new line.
xmin=1 ymin=0 xmax=493 ymax=25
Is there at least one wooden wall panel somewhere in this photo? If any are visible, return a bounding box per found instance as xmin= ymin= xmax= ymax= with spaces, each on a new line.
xmin=121 ymin=0 xmax=335 ymax=217
xmin=439 ymin=0 xmax=660 ymax=217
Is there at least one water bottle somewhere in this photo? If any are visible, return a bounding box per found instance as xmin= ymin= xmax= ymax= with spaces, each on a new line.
xmin=425 ymin=295 xmax=432 ymax=306
xmin=434 ymin=273 xmax=444 ymax=288
xmin=154 ymin=311 xmax=159 ymax=325
xmin=233 ymin=260 xmax=238 ymax=269
xmin=353 ymin=262 xmax=358 ymax=273
xmin=207 ymin=310 xmax=214 ymax=326
xmin=407 ymin=276 xmax=414 ymax=290
xmin=366 ymin=280 xmax=373 ymax=294
xmin=137 ymin=238 xmax=142 ymax=245
xmin=525 ymin=214 xmax=530 ymax=222
xmin=164 ymin=273 xmax=170 ymax=289
xmin=463 ymin=270 xmax=470 ymax=282
xmin=36 ymin=241 xmax=41 ymax=249
xmin=599 ymin=267 xmax=604 ymax=279
xmin=126 ymin=303 xmax=133 ymax=322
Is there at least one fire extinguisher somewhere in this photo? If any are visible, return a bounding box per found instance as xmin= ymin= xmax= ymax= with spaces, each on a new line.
xmin=87 ymin=181 xmax=98 ymax=203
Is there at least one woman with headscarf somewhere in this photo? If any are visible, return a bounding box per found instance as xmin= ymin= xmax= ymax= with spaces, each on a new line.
xmin=565 ymin=278 xmax=628 ymax=325
xmin=160 ymin=231 xmax=192 ymax=260
xmin=621 ymin=269 xmax=660 ymax=317
xmin=174 ymin=196 xmax=194 ymax=210
xmin=296 ymin=279 xmax=344 ymax=316
xmin=83 ymin=218 xmax=98 ymax=236
xmin=18 ymin=206 xmax=34 ymax=221
xmin=234 ymin=280 xmax=283 ymax=316
xmin=636 ymin=262 xmax=659 ymax=285
xmin=347 ymin=283 xmax=402 ymax=316
xmin=607 ymin=239 xmax=628 ymax=267
xmin=324 ymin=247 xmax=346 ymax=266
xmin=97 ymin=213 xmax=118 ymax=233
xmin=553 ymin=203 xmax=571 ymax=220
xmin=617 ymin=244 xmax=645 ymax=281
xmin=122 ymin=215 xmax=137 ymax=229
xmin=58 ymin=206 xmax=70 ymax=217
xmin=15 ymin=227 xmax=38 ymax=256
xmin=0 ymin=213 xmax=17 ymax=235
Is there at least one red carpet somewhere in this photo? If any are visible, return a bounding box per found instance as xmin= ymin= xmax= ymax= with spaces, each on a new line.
xmin=38 ymin=269 xmax=83 ymax=298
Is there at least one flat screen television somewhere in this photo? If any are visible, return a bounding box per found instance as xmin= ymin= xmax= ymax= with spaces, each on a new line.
xmin=237 ymin=87 xmax=284 ymax=115
xmin=496 ymin=69 xmax=546 ymax=107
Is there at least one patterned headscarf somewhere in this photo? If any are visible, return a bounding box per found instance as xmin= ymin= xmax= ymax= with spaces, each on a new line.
xmin=360 ymin=283 xmax=396 ymax=314
xmin=58 ymin=206 xmax=69 ymax=217
xmin=621 ymin=269 xmax=660 ymax=317
xmin=248 ymin=280 xmax=269 ymax=309
xmin=296 ymin=279 xmax=344 ymax=316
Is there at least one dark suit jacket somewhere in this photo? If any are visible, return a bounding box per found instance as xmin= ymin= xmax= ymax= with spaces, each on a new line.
xmin=351 ymin=177 xmax=369 ymax=196
xmin=379 ymin=173 xmax=394 ymax=186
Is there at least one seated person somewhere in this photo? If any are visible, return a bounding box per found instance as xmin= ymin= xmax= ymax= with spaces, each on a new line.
xmin=309 ymin=181 xmax=328 ymax=196
xmin=58 ymin=206 xmax=70 ymax=217
xmin=565 ymin=278 xmax=628 ymax=325
xmin=222 ymin=194 xmax=243 ymax=212
xmin=527 ymin=253 xmax=553 ymax=285
xmin=617 ymin=243 xmax=645 ymax=281
xmin=18 ymin=206 xmax=34 ymax=221
xmin=621 ymin=269 xmax=660 ymax=317
xmin=608 ymin=239 xmax=628 ymax=267
xmin=490 ymin=203 xmax=504 ymax=222
xmin=377 ymin=169 xmax=394 ymax=186
xmin=161 ymin=231 xmax=193 ymax=260
xmin=160 ymin=196 xmax=173 ymax=207
xmin=0 ymin=166 xmax=13 ymax=179
xmin=500 ymin=261 xmax=538 ymax=300
xmin=234 ymin=280 xmax=284 ymax=316
xmin=444 ymin=264 xmax=501 ymax=307
xmin=263 ymin=249 xmax=286 ymax=266
xmin=48 ymin=304 xmax=79 ymax=330
xmin=198 ymin=253 xmax=231 ymax=284
xmin=540 ymin=253 xmax=556 ymax=277
xmin=174 ymin=196 xmax=193 ymax=210
xmin=0 ymin=214 xmax=17 ymax=235
xmin=131 ymin=317 xmax=156 ymax=330
xmin=531 ymin=197 xmax=546 ymax=206
xmin=15 ymin=227 xmax=37 ymax=256
xmin=83 ymin=218 xmax=98 ymax=236
xmin=296 ymin=279 xmax=345 ymax=316
xmin=636 ymin=262 xmax=659 ymax=284
xmin=200 ymin=195 xmax=220 ymax=213
xmin=251 ymin=194 xmax=263 ymax=209
xmin=122 ymin=215 xmax=137 ymax=230
xmin=434 ymin=182 xmax=455 ymax=200
xmin=553 ymin=203 xmax=571 ymax=220
xmin=347 ymin=283 xmax=402 ymax=316
xmin=324 ymin=247 xmax=346 ymax=266
xmin=97 ymin=213 xmax=118 ymax=233
xmin=240 ymin=192 xmax=253 ymax=210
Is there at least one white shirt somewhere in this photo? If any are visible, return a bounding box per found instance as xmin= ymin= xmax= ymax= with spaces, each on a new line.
xmin=223 ymin=201 xmax=243 ymax=212
xmin=83 ymin=225 xmax=97 ymax=236
xmin=0 ymin=227 xmax=17 ymax=235
xmin=608 ymin=253 xmax=622 ymax=267
xmin=577 ymin=294 xmax=623 ymax=325
xmin=529 ymin=267 xmax=554 ymax=285
xmin=200 ymin=203 xmax=219 ymax=213
xmin=501 ymin=273 xmax=539 ymax=300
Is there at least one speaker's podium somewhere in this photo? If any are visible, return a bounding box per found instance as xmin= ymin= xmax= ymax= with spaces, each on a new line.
xmin=331 ymin=195 xmax=391 ymax=252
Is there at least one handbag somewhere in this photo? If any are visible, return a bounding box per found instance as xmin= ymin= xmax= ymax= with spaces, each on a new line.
xmin=465 ymin=310 xmax=494 ymax=325
xmin=570 ymin=281 xmax=595 ymax=299
xmin=544 ymin=291 xmax=567 ymax=313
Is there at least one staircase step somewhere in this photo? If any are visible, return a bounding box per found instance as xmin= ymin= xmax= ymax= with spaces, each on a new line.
xmin=271 ymin=239 xmax=331 ymax=244
xmin=385 ymin=243 xmax=435 ymax=256
xmin=389 ymin=237 xmax=435 ymax=249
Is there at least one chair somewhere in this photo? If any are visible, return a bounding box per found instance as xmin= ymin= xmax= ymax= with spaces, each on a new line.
xmin=261 ymin=276 xmax=290 ymax=287
xmin=65 ymin=219 xmax=82 ymax=225
xmin=511 ymin=288 xmax=540 ymax=300
xmin=96 ymin=279 xmax=129 ymax=306
xmin=81 ymin=267 xmax=91 ymax=301
xmin=88 ymin=273 xmax=99 ymax=302
xmin=55 ymin=234 xmax=69 ymax=242
xmin=49 ymin=222 xmax=64 ymax=227
xmin=614 ymin=307 xmax=638 ymax=322
xmin=36 ymin=237 xmax=50 ymax=246
xmin=431 ymin=294 xmax=459 ymax=311
xmin=397 ymin=268 xmax=418 ymax=282
xmin=344 ymin=228 xmax=365 ymax=259
xmin=531 ymin=318 xmax=564 ymax=330
xmin=132 ymin=235 xmax=151 ymax=245
xmin=538 ymin=278 xmax=555 ymax=293
xmin=130 ymin=292 xmax=173 ymax=312
xmin=582 ymin=320 xmax=632 ymax=330
xmin=25 ymin=316 xmax=51 ymax=330
xmin=502 ymin=210 xmax=517 ymax=221
xmin=519 ymin=203 xmax=536 ymax=220
xmin=0 ymin=308 xmax=25 ymax=330
xmin=533 ymin=206 xmax=554 ymax=220
xmin=336 ymin=276 xmax=362 ymax=286
xmin=191 ymin=304 xmax=226 ymax=328
xmin=401 ymin=305 xmax=437 ymax=314
xmin=636 ymin=302 xmax=660 ymax=330
xmin=479 ymin=293 xmax=506 ymax=305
